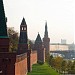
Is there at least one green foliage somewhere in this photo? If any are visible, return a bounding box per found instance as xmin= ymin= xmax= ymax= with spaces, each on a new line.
xmin=27 ymin=63 xmax=59 ymax=75
xmin=68 ymin=60 xmax=75 ymax=74
xmin=7 ymin=27 xmax=19 ymax=52
xmin=68 ymin=70 xmax=75 ymax=74
xmin=49 ymin=56 xmax=75 ymax=74
xmin=51 ymin=57 xmax=63 ymax=71
xmin=45 ymin=52 xmax=50 ymax=64
xmin=55 ymin=57 xmax=62 ymax=72
xmin=28 ymin=40 xmax=34 ymax=49
xmin=67 ymin=60 xmax=73 ymax=71
xmin=61 ymin=60 xmax=67 ymax=73
xmin=49 ymin=55 xmax=53 ymax=66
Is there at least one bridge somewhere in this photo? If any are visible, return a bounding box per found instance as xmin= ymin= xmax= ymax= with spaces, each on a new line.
xmin=50 ymin=50 xmax=75 ymax=59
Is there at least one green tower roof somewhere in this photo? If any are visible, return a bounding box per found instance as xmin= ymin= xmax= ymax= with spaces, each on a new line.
xmin=0 ymin=0 xmax=8 ymax=38
xmin=21 ymin=18 xmax=26 ymax=25
xmin=35 ymin=33 xmax=42 ymax=43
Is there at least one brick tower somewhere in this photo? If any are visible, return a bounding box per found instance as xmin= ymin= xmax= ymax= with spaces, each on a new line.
xmin=0 ymin=1 xmax=16 ymax=75
xmin=0 ymin=0 xmax=9 ymax=52
xmin=43 ymin=22 xmax=50 ymax=54
xmin=18 ymin=18 xmax=28 ymax=54
xmin=35 ymin=33 xmax=45 ymax=63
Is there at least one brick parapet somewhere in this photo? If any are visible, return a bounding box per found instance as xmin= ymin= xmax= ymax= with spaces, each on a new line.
xmin=31 ymin=50 xmax=37 ymax=65
xmin=15 ymin=53 xmax=27 ymax=75
xmin=16 ymin=53 xmax=27 ymax=62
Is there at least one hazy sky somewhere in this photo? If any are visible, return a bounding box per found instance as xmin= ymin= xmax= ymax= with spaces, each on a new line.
xmin=4 ymin=0 xmax=74 ymax=44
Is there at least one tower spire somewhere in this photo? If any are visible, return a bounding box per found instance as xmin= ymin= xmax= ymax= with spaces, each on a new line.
xmin=44 ymin=21 xmax=48 ymax=38
xmin=21 ymin=17 xmax=26 ymax=25
xmin=0 ymin=0 xmax=7 ymax=37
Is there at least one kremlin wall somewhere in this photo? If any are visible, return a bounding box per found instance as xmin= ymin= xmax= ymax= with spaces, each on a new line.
xmin=0 ymin=0 xmax=50 ymax=75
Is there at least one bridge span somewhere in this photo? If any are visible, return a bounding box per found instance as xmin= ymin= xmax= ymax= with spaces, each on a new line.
xmin=50 ymin=50 xmax=75 ymax=59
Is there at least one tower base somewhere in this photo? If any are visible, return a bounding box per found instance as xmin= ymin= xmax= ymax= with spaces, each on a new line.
xmin=0 ymin=37 xmax=9 ymax=52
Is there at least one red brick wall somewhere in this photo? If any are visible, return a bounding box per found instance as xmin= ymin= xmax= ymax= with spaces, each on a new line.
xmin=31 ymin=50 xmax=37 ymax=66
xmin=15 ymin=53 xmax=27 ymax=75
xmin=0 ymin=51 xmax=37 ymax=75
xmin=0 ymin=52 xmax=16 ymax=75
xmin=0 ymin=38 xmax=9 ymax=52
xmin=27 ymin=50 xmax=37 ymax=72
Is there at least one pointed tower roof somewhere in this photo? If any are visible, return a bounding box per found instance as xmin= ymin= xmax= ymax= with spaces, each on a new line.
xmin=45 ymin=21 xmax=47 ymax=26
xmin=35 ymin=33 xmax=42 ymax=43
xmin=21 ymin=17 xmax=26 ymax=25
xmin=0 ymin=0 xmax=8 ymax=37
xmin=44 ymin=21 xmax=48 ymax=38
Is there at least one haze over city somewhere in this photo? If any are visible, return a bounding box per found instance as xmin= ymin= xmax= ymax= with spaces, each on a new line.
xmin=4 ymin=0 xmax=74 ymax=44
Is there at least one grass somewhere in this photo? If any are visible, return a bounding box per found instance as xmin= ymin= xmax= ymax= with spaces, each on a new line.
xmin=27 ymin=63 xmax=60 ymax=75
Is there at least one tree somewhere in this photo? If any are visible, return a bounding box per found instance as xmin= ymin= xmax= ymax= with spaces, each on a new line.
xmin=28 ymin=39 xmax=34 ymax=50
xmin=72 ymin=61 xmax=75 ymax=70
xmin=50 ymin=58 xmax=55 ymax=68
xmin=49 ymin=55 xmax=53 ymax=66
xmin=67 ymin=60 xmax=75 ymax=74
xmin=67 ymin=60 xmax=72 ymax=72
xmin=7 ymin=27 xmax=19 ymax=52
xmin=45 ymin=52 xmax=50 ymax=65
xmin=53 ymin=56 xmax=63 ymax=73
xmin=61 ymin=60 xmax=67 ymax=74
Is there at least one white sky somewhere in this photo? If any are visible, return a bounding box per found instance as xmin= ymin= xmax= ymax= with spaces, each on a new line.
xmin=4 ymin=0 xmax=74 ymax=44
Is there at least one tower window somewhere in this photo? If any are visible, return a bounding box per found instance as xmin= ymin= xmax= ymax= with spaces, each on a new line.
xmin=24 ymin=27 xmax=26 ymax=30
xmin=22 ymin=27 xmax=23 ymax=30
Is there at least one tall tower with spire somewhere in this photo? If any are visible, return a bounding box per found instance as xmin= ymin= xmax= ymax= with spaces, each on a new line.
xmin=43 ymin=21 xmax=50 ymax=54
xmin=0 ymin=0 xmax=9 ymax=52
xmin=18 ymin=18 xmax=28 ymax=54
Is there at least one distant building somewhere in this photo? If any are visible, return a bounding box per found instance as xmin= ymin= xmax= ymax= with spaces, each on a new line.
xmin=61 ymin=39 xmax=66 ymax=44
xmin=68 ymin=43 xmax=75 ymax=50
xmin=50 ymin=43 xmax=69 ymax=51
xmin=50 ymin=42 xmax=75 ymax=51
